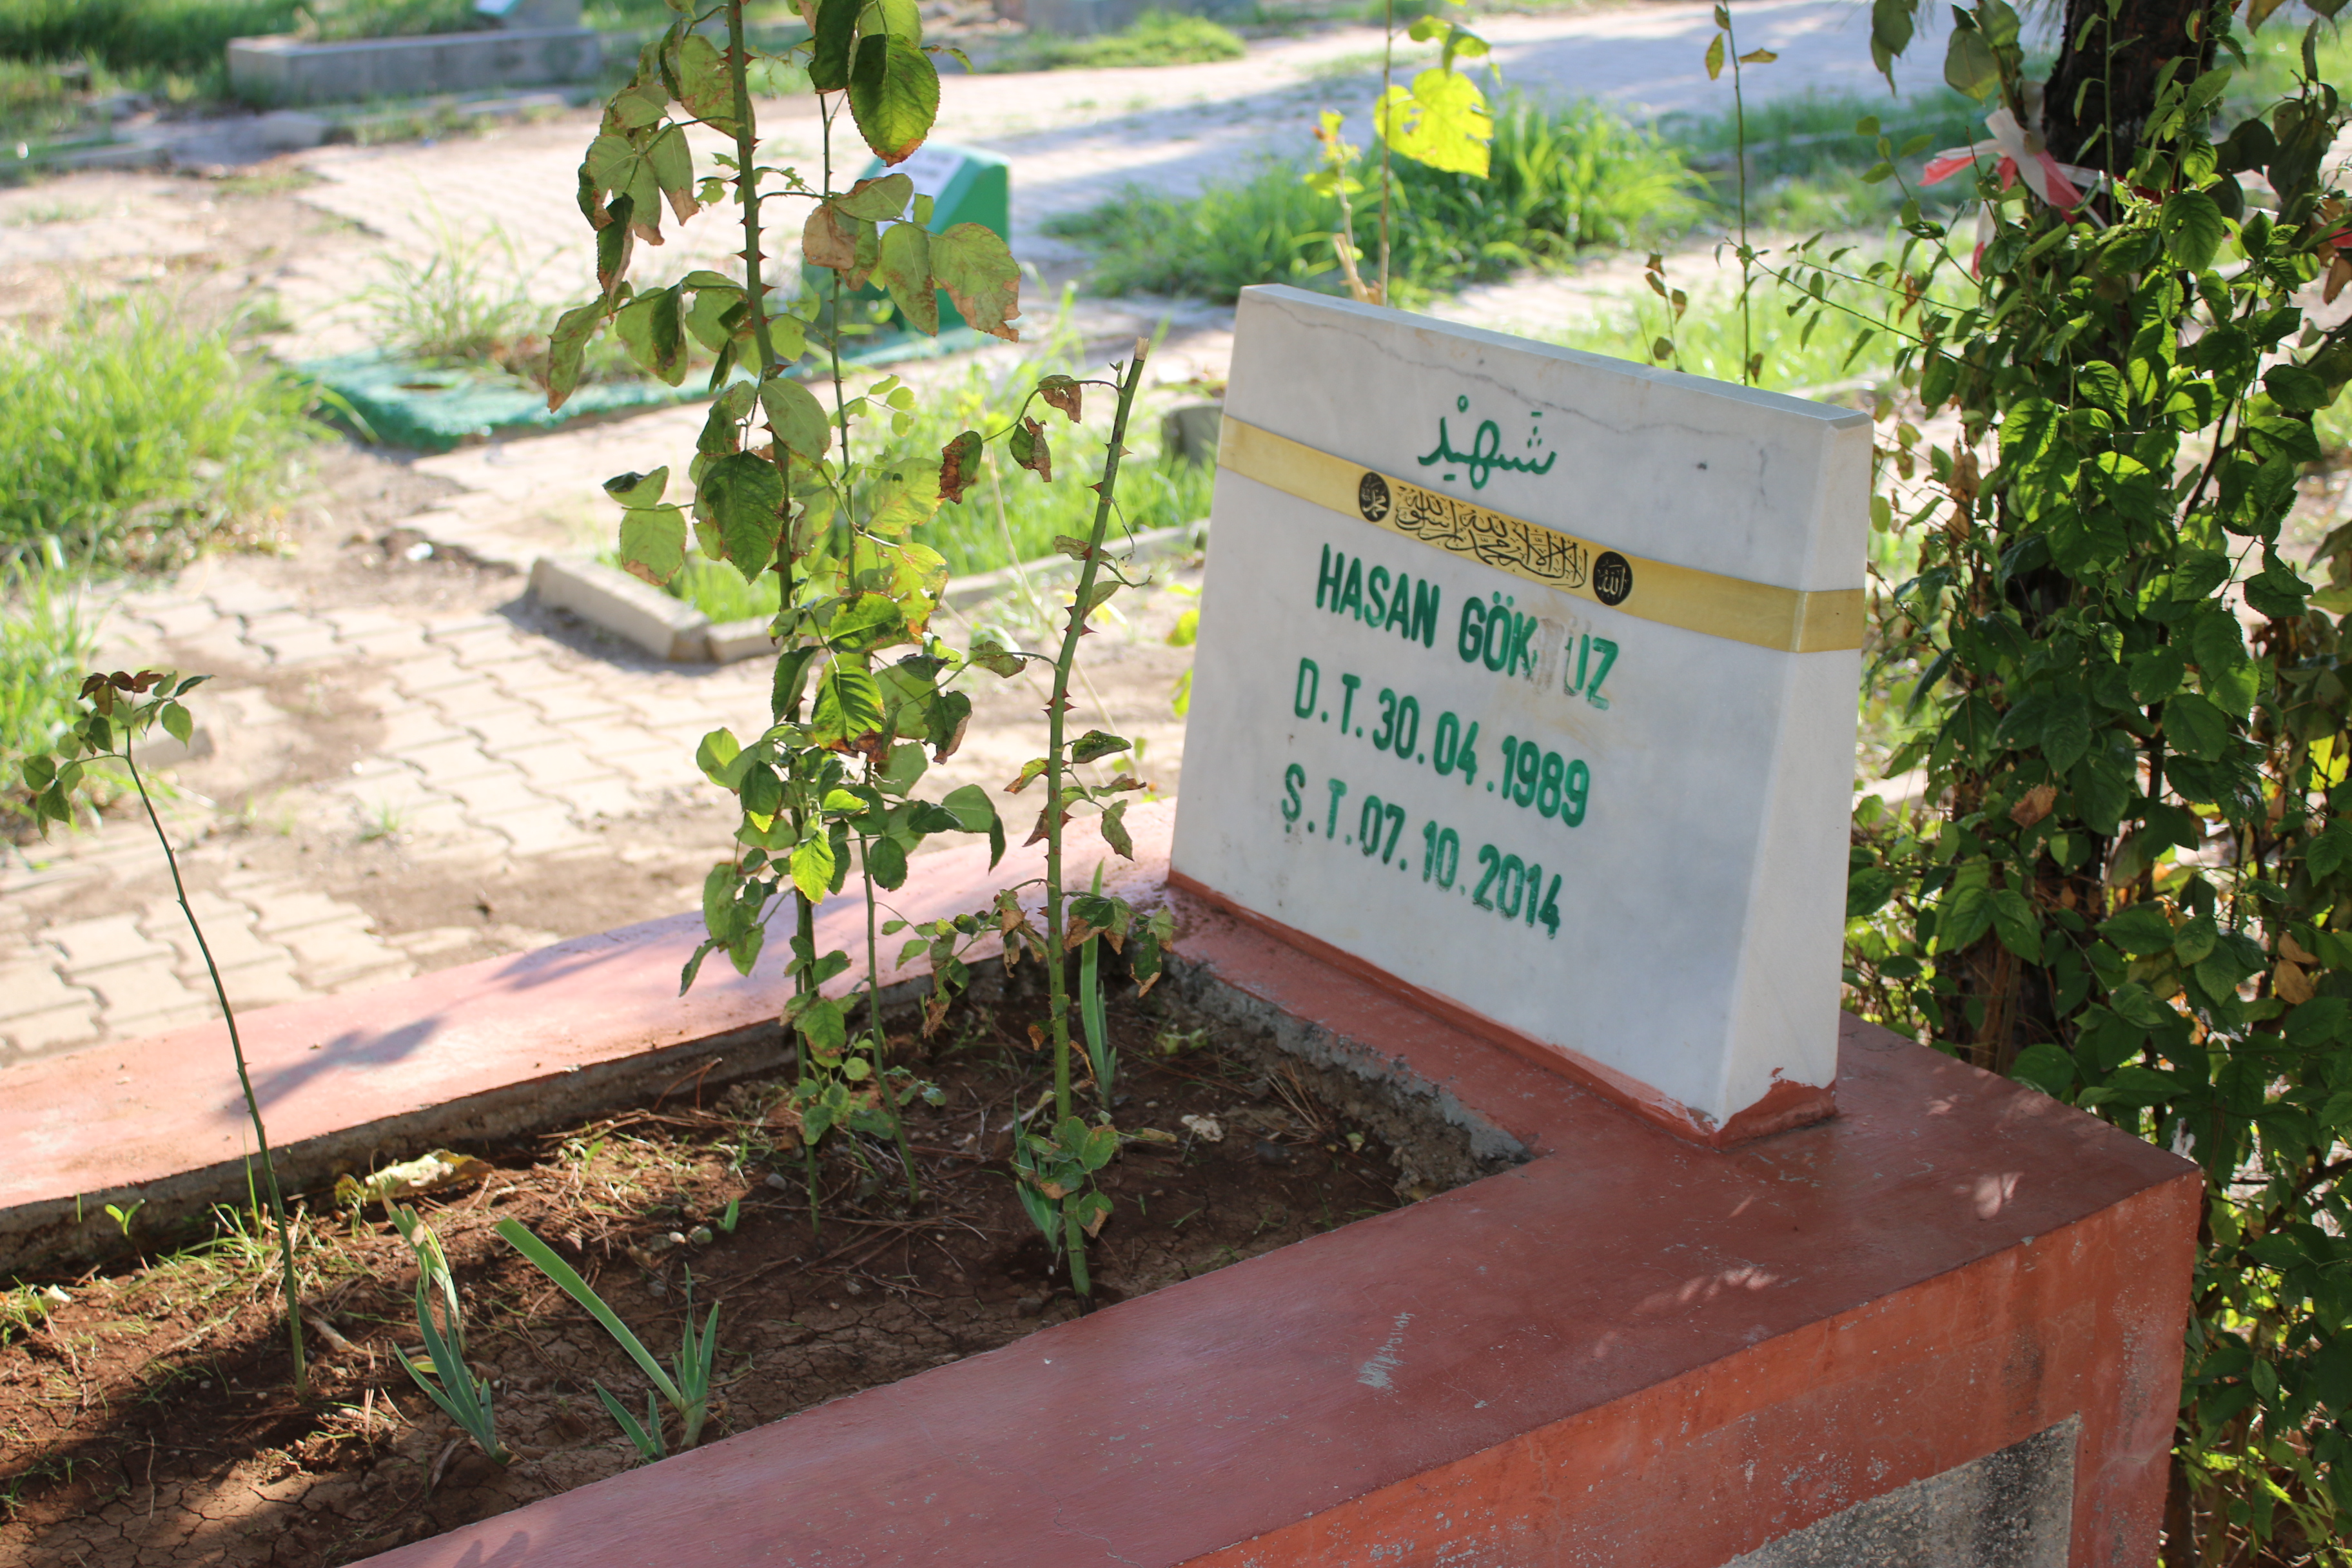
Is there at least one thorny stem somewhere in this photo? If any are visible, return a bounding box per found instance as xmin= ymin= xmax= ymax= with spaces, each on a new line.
xmin=726 ymin=0 xmax=819 ymax=1003
xmin=1726 ymin=4 xmax=1755 ymax=385
xmin=1378 ymin=0 xmax=1394 ymax=304
xmin=1040 ymin=342 xmax=1150 ymax=1295
xmin=126 ymin=738 xmax=307 ymax=1396
xmin=862 ymin=824 xmax=920 ymax=1201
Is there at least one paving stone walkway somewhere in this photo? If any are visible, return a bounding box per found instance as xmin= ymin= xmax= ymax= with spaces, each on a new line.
xmin=4 ymin=0 xmax=1959 ymax=1072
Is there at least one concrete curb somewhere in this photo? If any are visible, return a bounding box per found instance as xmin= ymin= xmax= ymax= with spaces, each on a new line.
xmin=520 ymin=520 xmax=1210 ymax=665
xmin=527 ymin=556 xmax=710 ymax=662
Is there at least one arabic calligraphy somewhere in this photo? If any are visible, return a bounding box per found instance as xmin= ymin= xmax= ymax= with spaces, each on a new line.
xmin=1366 ymin=469 xmax=1596 ymax=595
xmin=1416 ymin=395 xmax=1558 ymax=491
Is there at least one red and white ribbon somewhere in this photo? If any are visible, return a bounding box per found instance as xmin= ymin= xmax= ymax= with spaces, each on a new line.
xmin=1922 ymin=107 xmax=2102 ymax=213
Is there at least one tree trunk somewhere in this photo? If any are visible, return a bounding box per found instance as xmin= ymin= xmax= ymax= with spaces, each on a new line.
xmin=2042 ymin=0 xmax=2216 ymax=175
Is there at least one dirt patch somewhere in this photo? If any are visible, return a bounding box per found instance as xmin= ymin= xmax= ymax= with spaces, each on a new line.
xmin=0 ymin=985 xmax=1474 ymax=1567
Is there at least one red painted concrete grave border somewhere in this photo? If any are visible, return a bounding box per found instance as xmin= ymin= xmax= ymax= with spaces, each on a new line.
xmin=0 ymin=803 xmax=2200 ymax=1564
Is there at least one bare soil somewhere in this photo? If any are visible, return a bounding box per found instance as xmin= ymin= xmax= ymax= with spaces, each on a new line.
xmin=0 ymin=988 xmax=1433 ymax=1568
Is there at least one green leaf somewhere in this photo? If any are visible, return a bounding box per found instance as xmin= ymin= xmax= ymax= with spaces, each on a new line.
xmin=1373 ymin=68 xmax=1491 ymax=177
xmin=2102 ymin=903 xmax=2177 ymax=959
xmin=1100 ymin=798 xmax=1133 ymax=859
xmin=2190 ymin=612 xmax=2257 ymax=716
xmin=847 ymin=34 xmax=939 ymax=166
xmin=825 ymin=593 xmax=906 ymax=653
xmin=618 ymin=504 xmax=687 ymax=585
xmin=2164 ymin=692 xmax=2231 ymax=763
xmin=603 ymin=467 xmax=669 ymax=508
xmin=791 ymin=834 xmax=839 ymax=908
xmin=761 ymin=377 xmax=832 ymax=462
xmin=671 ymin=32 xmax=734 ymax=125
xmin=614 ymin=284 xmax=687 ymax=386
xmin=1847 ymin=864 xmax=1894 ymax=919
xmin=547 ymin=301 xmax=605 ymax=411
xmin=834 ymin=172 xmax=914 ymax=221
xmin=876 ymin=220 xmax=938 ymax=335
xmin=2307 ymin=821 xmax=2352 ymax=879
xmin=812 ymin=665 xmax=887 ymax=750
xmin=2128 ymin=645 xmax=2186 ymax=705
xmin=2160 ymin=190 xmax=2228 ymax=273
xmin=1704 ymin=31 xmax=1726 ymax=79
xmin=867 ymin=834 xmax=909 ymax=890
xmin=495 ymin=1220 xmax=680 ymax=1405
xmin=1989 ymin=887 xmax=2042 ymax=963
xmin=697 ymin=380 xmax=758 ymax=456
xmin=927 ymin=223 xmax=1022 ymax=342
xmin=1069 ymin=730 xmax=1131 ymax=765
xmin=2039 ymin=692 xmax=2090 ymax=776
xmin=694 ymin=727 xmax=743 ymax=783
xmin=811 ymin=0 xmax=858 ymax=89
xmin=2010 ymin=1041 xmax=2077 ymax=1097
xmin=1936 ymin=879 xmax=1994 ymax=953
xmin=1943 ymin=26 xmax=2001 ymax=99
xmin=968 ymin=635 xmax=1023 ymax=677
xmin=2107 ymin=980 xmax=2176 ymax=1032
xmin=2263 ymin=362 xmax=2331 ymax=413
xmin=683 ymin=284 xmax=741 ymax=354
xmin=160 ymin=702 xmax=193 ymax=745
xmin=698 ymin=452 xmax=786 ymax=580
xmin=586 ymin=132 xmax=663 ymax=231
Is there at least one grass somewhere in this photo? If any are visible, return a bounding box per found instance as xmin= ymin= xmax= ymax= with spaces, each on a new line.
xmin=624 ymin=335 xmax=1215 ymax=622
xmin=352 ymin=215 xmax=643 ymax=391
xmin=0 ymin=571 xmax=101 ymax=820
xmin=0 ymin=0 xmax=297 ymax=75
xmin=983 ymin=9 xmax=1246 ymax=72
xmin=0 ymin=296 xmax=319 ymax=574
xmin=1044 ymin=93 xmax=1704 ymax=301
xmin=1550 ymin=268 xmax=1910 ymax=395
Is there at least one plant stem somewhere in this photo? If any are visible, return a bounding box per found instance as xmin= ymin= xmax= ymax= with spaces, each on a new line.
xmin=1378 ymin=0 xmax=1394 ymax=304
xmin=861 ymin=824 xmax=920 ymax=1201
xmin=1726 ymin=4 xmax=1754 ymax=384
xmin=729 ymin=0 xmax=826 ymax=1232
xmin=1039 ymin=344 xmax=1149 ymax=1294
xmin=126 ymin=739 xmax=306 ymax=1396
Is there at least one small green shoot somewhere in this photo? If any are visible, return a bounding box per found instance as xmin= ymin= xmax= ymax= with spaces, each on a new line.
xmin=391 ymin=1205 xmax=508 ymax=1465
xmin=717 ymin=1197 xmax=741 ymax=1235
xmin=103 ymin=1200 xmax=142 ymax=1239
xmin=496 ymin=1218 xmax=721 ymax=1451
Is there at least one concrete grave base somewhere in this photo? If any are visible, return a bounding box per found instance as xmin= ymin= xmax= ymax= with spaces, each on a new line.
xmin=226 ymin=26 xmax=600 ymax=104
xmin=0 ymin=803 xmax=2197 ymax=1565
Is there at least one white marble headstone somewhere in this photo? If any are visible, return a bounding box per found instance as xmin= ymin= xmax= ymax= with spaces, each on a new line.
xmin=1171 ymin=286 xmax=1870 ymax=1141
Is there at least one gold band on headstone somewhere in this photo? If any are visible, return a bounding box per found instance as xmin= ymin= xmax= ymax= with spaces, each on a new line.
xmin=1215 ymin=416 xmax=1865 ymax=655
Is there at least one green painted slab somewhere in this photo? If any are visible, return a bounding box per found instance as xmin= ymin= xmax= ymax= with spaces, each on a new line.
xmin=303 ymin=328 xmax=994 ymax=453
xmin=298 ymin=351 xmax=708 ymax=453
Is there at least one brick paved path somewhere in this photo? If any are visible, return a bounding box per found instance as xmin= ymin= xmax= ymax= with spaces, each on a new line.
xmin=3 ymin=0 xmax=1955 ymax=1070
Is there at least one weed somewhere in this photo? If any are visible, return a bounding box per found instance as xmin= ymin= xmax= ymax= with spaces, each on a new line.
xmin=0 ymin=0 xmax=295 ymax=76
xmin=391 ymin=1204 xmax=508 ymax=1464
xmin=0 ymin=1280 xmax=62 ymax=1347
xmin=353 ymin=213 xmax=665 ymax=392
xmin=23 ymin=677 xmax=310 ymax=1393
xmin=1046 ymin=93 xmax=1703 ymax=301
xmin=103 ymin=1200 xmax=142 ymax=1239
xmin=0 ymin=296 xmax=318 ymax=574
xmin=1553 ymin=267 xmax=1905 ymax=394
xmin=497 ymin=1218 xmax=720 ymax=1454
xmin=0 ymin=570 xmax=101 ymax=825
xmin=297 ymin=0 xmax=477 ymax=41
xmin=355 ymin=797 xmax=409 ymax=844
xmin=984 ymin=9 xmax=1245 ymax=72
